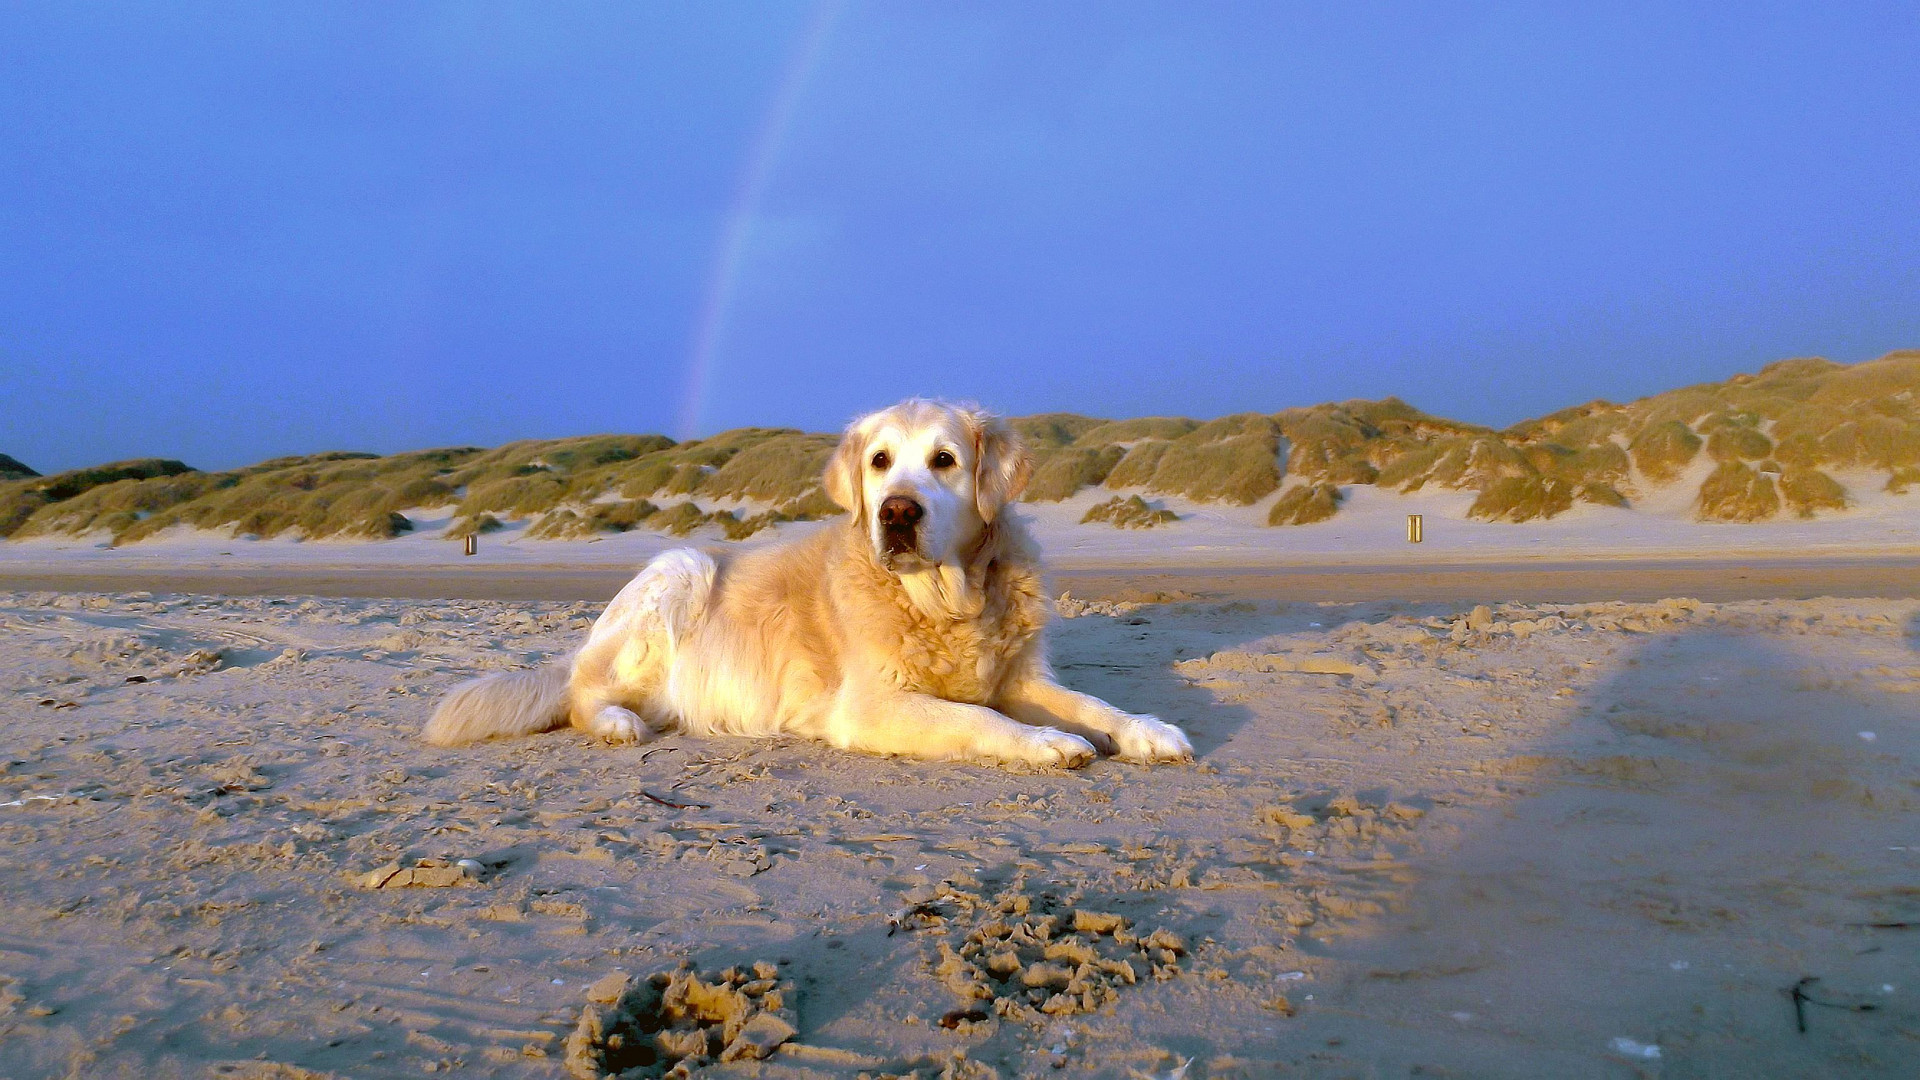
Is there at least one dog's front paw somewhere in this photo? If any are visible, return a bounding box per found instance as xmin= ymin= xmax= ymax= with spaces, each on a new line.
xmin=1024 ymin=727 xmax=1097 ymax=769
xmin=587 ymin=705 xmax=646 ymax=745
xmin=1112 ymin=714 xmax=1193 ymax=762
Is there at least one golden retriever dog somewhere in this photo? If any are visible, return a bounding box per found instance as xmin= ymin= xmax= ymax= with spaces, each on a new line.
xmin=423 ymin=399 xmax=1192 ymax=768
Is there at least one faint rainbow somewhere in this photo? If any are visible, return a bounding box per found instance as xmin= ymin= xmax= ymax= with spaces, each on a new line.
xmin=674 ymin=0 xmax=844 ymax=440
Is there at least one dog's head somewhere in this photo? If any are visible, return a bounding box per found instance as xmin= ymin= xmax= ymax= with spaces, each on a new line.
xmin=823 ymin=399 xmax=1032 ymax=572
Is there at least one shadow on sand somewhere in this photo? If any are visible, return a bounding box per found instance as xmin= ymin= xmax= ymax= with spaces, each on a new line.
xmin=1300 ymin=621 xmax=1919 ymax=1077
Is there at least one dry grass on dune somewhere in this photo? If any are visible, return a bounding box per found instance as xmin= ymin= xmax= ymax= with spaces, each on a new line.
xmin=694 ymin=432 xmax=839 ymax=503
xmin=1071 ymin=416 xmax=1200 ymax=447
xmin=443 ymin=513 xmax=503 ymax=540
xmin=1542 ymin=442 xmax=1630 ymax=486
xmin=1011 ymin=412 xmax=1106 ymax=450
xmin=1777 ymin=468 xmax=1850 ymax=518
xmin=644 ymin=501 xmax=715 ymax=537
xmin=1697 ymin=461 xmax=1781 ymax=522
xmin=1577 ymin=481 xmax=1629 ymax=508
xmin=7 ymin=352 xmax=1917 ymax=544
xmin=0 ymin=426 xmax=855 ymax=545
xmin=1081 ymin=495 xmax=1178 ymax=528
xmin=526 ymin=499 xmax=659 ymax=540
xmin=1372 ymin=443 xmax=1446 ymax=492
xmin=1025 ymin=446 xmax=1125 ymax=502
xmin=1423 ymin=436 xmax=1534 ymax=492
xmin=1817 ymin=415 xmax=1920 ymax=472
xmin=1267 ymin=482 xmax=1343 ymax=526
xmin=1100 ymin=440 xmax=1170 ymax=490
xmin=1144 ymin=431 xmax=1285 ymax=504
xmin=1 ymin=459 xmax=201 ymax=539
xmin=458 ymin=473 xmax=568 ymax=518
xmin=1628 ymin=421 xmax=1704 ymax=483
xmin=1468 ymin=475 xmax=1575 ymax=523
xmin=1093 ymin=415 xmax=1286 ymax=505
xmin=1703 ymin=421 xmax=1774 ymax=462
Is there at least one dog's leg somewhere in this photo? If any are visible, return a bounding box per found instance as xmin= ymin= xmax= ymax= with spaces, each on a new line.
xmin=565 ymin=636 xmax=658 ymax=746
xmin=997 ymin=677 xmax=1193 ymax=763
xmin=823 ymin=688 xmax=1096 ymax=768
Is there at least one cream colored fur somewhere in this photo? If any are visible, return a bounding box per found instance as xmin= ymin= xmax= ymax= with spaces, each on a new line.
xmin=424 ymin=399 xmax=1193 ymax=768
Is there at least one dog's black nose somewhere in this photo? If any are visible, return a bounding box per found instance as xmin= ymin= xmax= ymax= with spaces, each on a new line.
xmin=877 ymin=496 xmax=923 ymax=530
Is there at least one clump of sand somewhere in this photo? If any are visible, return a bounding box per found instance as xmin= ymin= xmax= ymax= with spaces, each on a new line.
xmin=891 ymin=879 xmax=1187 ymax=1025
xmin=564 ymin=963 xmax=797 ymax=1079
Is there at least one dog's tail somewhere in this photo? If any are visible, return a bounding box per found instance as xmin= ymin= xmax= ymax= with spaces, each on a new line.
xmin=423 ymin=660 xmax=571 ymax=746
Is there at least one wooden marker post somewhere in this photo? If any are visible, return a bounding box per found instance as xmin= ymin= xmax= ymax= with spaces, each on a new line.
xmin=464 ymin=534 xmax=477 ymax=557
xmin=1407 ymin=514 xmax=1423 ymax=543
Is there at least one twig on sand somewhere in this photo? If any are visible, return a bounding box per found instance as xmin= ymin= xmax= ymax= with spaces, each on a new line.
xmin=641 ymin=789 xmax=709 ymax=810
xmin=640 ymin=746 xmax=682 ymax=763
xmin=1786 ymin=976 xmax=1879 ymax=1034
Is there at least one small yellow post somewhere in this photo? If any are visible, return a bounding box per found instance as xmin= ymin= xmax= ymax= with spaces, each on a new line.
xmin=464 ymin=534 xmax=477 ymax=557
xmin=1407 ymin=514 xmax=1423 ymax=543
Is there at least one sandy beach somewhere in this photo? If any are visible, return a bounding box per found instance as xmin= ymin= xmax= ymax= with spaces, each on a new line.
xmin=1 ymin=532 xmax=1915 ymax=1077
xmin=7 ymin=6 xmax=1918 ymax=1074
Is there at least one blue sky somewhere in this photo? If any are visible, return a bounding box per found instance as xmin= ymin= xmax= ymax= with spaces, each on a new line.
xmin=3 ymin=2 xmax=1916 ymax=472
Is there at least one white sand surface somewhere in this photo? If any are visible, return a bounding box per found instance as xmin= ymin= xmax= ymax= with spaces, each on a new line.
xmin=1 ymin=587 xmax=1915 ymax=1077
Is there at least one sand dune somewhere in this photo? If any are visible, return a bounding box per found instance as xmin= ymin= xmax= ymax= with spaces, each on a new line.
xmin=6 ymin=351 xmax=1918 ymax=551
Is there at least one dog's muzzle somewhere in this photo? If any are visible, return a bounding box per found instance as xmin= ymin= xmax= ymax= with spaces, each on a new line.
xmin=877 ymin=495 xmax=923 ymax=558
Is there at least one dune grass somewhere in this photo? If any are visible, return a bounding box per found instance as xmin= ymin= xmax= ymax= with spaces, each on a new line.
xmin=1467 ymin=476 xmax=1575 ymax=523
xmin=1373 ymin=444 xmax=1446 ymax=492
xmin=1081 ymin=495 xmax=1178 ymax=529
xmin=1578 ymin=481 xmax=1628 ymax=508
xmin=33 ymin=458 xmax=196 ymax=500
xmin=1777 ymin=468 xmax=1850 ymax=518
xmin=0 ymin=453 xmax=37 ymax=481
xmin=527 ymin=499 xmax=659 ymax=539
xmin=1696 ymin=461 xmax=1781 ymax=521
xmin=1102 ymin=441 xmax=1170 ymax=490
xmin=0 ymin=487 xmax=51 ymax=538
xmin=1821 ymin=416 xmax=1920 ymax=470
xmin=9 ymin=472 xmax=215 ymax=539
xmin=1543 ymin=442 xmax=1630 ymax=485
xmin=645 ymin=501 xmax=718 ymax=537
xmin=1142 ymin=433 xmax=1284 ymax=504
xmin=1026 ymin=446 xmax=1125 ymax=502
xmin=459 ymin=473 xmax=569 ymax=518
xmin=9 ymin=467 xmax=207 ymax=540
xmin=1093 ymin=418 xmax=1284 ymax=505
xmin=1274 ymin=412 xmax=1368 ymax=480
xmin=7 ymin=351 xmax=1916 ymax=545
xmin=445 ymin=513 xmax=504 ymax=540
xmin=1424 ymin=436 xmax=1532 ymax=491
xmin=1704 ymin=423 xmax=1774 ymax=462
xmin=1072 ymin=417 xmax=1199 ymax=447
xmin=695 ymin=432 xmax=838 ymax=502
xmin=1629 ymin=421 xmax=1703 ymax=483
xmin=1322 ymin=457 xmax=1379 ymax=485
xmin=1013 ymin=413 xmax=1106 ymax=449
xmin=1266 ymin=482 xmax=1342 ymax=526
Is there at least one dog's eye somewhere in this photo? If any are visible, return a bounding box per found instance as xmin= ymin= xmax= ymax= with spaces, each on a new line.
xmin=869 ymin=451 xmax=891 ymax=471
xmin=930 ymin=450 xmax=956 ymax=469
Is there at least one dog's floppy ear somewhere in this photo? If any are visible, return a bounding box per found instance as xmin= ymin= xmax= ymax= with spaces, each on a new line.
xmin=823 ymin=419 xmax=867 ymax=521
xmin=965 ymin=409 xmax=1032 ymax=525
